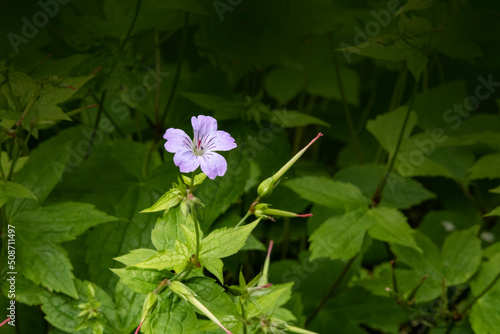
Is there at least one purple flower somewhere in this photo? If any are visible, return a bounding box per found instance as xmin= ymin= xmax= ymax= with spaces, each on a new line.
xmin=163 ymin=115 xmax=237 ymax=179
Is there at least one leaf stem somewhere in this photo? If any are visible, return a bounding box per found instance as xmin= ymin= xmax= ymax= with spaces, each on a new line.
xmin=236 ymin=211 xmax=251 ymax=228
xmin=85 ymin=90 xmax=107 ymax=159
xmin=158 ymin=12 xmax=189 ymax=132
xmin=120 ymin=0 xmax=143 ymax=52
xmin=328 ymin=32 xmax=363 ymax=163
xmin=459 ymin=270 xmax=500 ymax=318
xmin=371 ymin=77 xmax=419 ymax=207
xmin=305 ymin=255 xmax=358 ymax=326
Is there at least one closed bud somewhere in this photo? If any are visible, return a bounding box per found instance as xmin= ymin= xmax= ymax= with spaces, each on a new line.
xmin=257 ymin=177 xmax=275 ymax=198
xmin=254 ymin=203 xmax=312 ymax=220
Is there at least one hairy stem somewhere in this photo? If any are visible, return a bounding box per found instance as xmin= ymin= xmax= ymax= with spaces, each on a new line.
xmin=371 ymin=78 xmax=419 ymax=207
xmin=158 ymin=12 xmax=189 ymax=131
xmin=328 ymin=32 xmax=363 ymax=163
xmin=305 ymin=255 xmax=358 ymax=326
xmin=120 ymin=0 xmax=143 ymax=52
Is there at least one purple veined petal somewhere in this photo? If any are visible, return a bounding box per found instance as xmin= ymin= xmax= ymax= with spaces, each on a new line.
xmin=205 ymin=130 xmax=237 ymax=152
xmin=199 ymin=152 xmax=227 ymax=180
xmin=173 ymin=150 xmax=200 ymax=173
xmin=164 ymin=128 xmax=193 ymax=153
xmin=192 ymin=115 xmax=218 ymax=142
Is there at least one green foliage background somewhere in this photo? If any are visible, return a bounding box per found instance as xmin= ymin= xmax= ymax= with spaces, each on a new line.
xmin=1 ymin=0 xmax=500 ymax=333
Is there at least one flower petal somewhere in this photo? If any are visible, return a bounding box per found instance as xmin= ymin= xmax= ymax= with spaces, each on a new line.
xmin=164 ymin=128 xmax=192 ymax=153
xmin=173 ymin=150 xmax=200 ymax=173
xmin=192 ymin=115 xmax=217 ymax=143
xmin=206 ymin=130 xmax=237 ymax=152
xmin=199 ymin=152 xmax=227 ymax=179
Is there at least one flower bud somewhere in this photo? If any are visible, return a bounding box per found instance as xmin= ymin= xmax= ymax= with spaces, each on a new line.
xmin=257 ymin=177 xmax=275 ymax=198
xmin=258 ymin=133 xmax=323 ymax=198
xmin=254 ymin=203 xmax=312 ymax=220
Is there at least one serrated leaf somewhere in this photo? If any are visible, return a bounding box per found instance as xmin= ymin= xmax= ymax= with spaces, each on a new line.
xmin=181 ymin=93 xmax=244 ymax=117
xmin=12 ymin=202 xmax=116 ymax=242
xmin=199 ymin=257 xmax=224 ymax=284
xmin=268 ymin=110 xmax=329 ymax=128
xmin=111 ymin=267 xmax=165 ymax=294
xmin=309 ymin=209 xmax=369 ymax=261
xmin=18 ymin=239 xmax=78 ymax=298
xmin=200 ymin=219 xmax=260 ymax=259
xmin=469 ymin=252 xmax=500 ymax=334
xmin=182 ymin=172 xmax=207 ymax=186
xmin=334 ymin=164 xmax=435 ymax=209
xmin=469 ymin=153 xmax=500 ymax=179
xmin=141 ymin=292 xmax=197 ymax=334
xmin=114 ymin=248 xmax=159 ymax=266
xmin=485 ymin=206 xmax=500 ymax=217
xmin=366 ymin=206 xmax=420 ymax=252
xmin=441 ymin=226 xmax=481 ymax=285
xmin=41 ymin=280 xmax=117 ymax=334
xmin=114 ymin=281 xmax=146 ymax=333
xmin=246 ymin=282 xmax=294 ymax=318
xmin=0 ymin=181 xmax=37 ymax=200
xmin=285 ymin=176 xmax=368 ymax=212
xmin=151 ymin=207 xmax=195 ymax=251
xmin=366 ymin=106 xmax=418 ymax=156
xmin=185 ymin=277 xmax=239 ymax=319
xmin=140 ymin=189 xmax=182 ymax=213
xmin=395 ymin=0 xmax=434 ymax=16
xmin=264 ymin=67 xmax=302 ymax=104
xmin=7 ymin=127 xmax=87 ymax=216
xmin=307 ymin=65 xmax=359 ymax=106
xmin=391 ymin=231 xmax=444 ymax=302
xmin=134 ymin=249 xmax=186 ymax=270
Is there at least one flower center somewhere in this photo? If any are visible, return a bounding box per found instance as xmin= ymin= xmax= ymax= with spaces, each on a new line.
xmin=193 ymin=139 xmax=204 ymax=156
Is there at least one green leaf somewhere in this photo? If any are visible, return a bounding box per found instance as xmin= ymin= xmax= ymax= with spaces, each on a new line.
xmin=12 ymin=202 xmax=116 ymax=242
xmin=134 ymin=249 xmax=186 ymax=270
xmin=246 ymin=282 xmax=294 ymax=319
xmin=199 ymin=257 xmax=224 ymax=284
xmin=442 ymin=226 xmax=481 ymax=286
xmin=114 ymin=281 xmax=146 ymax=333
xmin=485 ymin=206 xmax=500 ymax=217
xmin=469 ymin=252 xmax=500 ymax=334
xmin=41 ymin=280 xmax=117 ymax=333
xmin=366 ymin=106 xmax=418 ymax=156
xmin=366 ymin=206 xmax=420 ymax=252
xmin=182 ymin=173 xmax=207 ymax=186
xmin=141 ymin=293 xmax=197 ymax=334
xmin=313 ymin=287 xmax=407 ymax=334
xmin=309 ymin=209 xmax=370 ymax=261
xmin=185 ymin=277 xmax=239 ymax=319
xmin=307 ymin=65 xmax=359 ymax=106
xmin=395 ymin=0 xmax=434 ymax=15
xmin=18 ymin=239 xmax=78 ymax=298
xmin=140 ymin=189 xmax=182 ymax=213
xmin=114 ymin=248 xmax=159 ymax=266
xmin=268 ymin=110 xmax=329 ymax=128
xmin=200 ymin=219 xmax=260 ymax=259
xmin=285 ymin=176 xmax=368 ymax=212
xmin=469 ymin=153 xmax=500 ymax=179
xmin=181 ymin=93 xmax=244 ymax=117
xmin=334 ymin=164 xmax=435 ymax=209
xmin=0 ymin=181 xmax=37 ymax=200
xmin=390 ymin=231 xmax=443 ymax=302
xmin=264 ymin=67 xmax=302 ymax=104
xmin=111 ymin=267 xmax=165 ymax=294
xmin=413 ymin=80 xmax=467 ymax=130
xmin=151 ymin=208 xmax=187 ymax=251
xmin=7 ymin=127 xmax=87 ymax=216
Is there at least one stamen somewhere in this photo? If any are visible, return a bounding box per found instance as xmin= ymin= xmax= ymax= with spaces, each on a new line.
xmin=198 ymin=140 xmax=202 ymax=150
